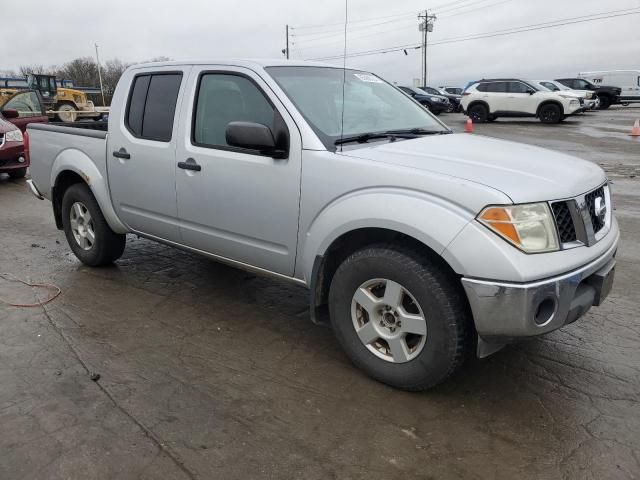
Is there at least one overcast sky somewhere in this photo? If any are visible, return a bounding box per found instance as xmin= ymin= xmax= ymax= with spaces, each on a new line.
xmin=3 ymin=0 xmax=639 ymax=87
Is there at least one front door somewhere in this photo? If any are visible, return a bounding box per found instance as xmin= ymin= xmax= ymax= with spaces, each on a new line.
xmin=107 ymin=67 xmax=190 ymax=242
xmin=174 ymin=67 xmax=302 ymax=276
xmin=506 ymin=81 xmax=538 ymax=114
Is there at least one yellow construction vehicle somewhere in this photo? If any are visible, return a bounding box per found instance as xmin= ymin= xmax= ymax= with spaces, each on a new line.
xmin=1 ymin=74 xmax=103 ymax=122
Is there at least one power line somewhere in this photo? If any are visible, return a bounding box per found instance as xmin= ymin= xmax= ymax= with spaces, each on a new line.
xmin=307 ymin=8 xmax=640 ymax=61
xmin=437 ymin=0 xmax=514 ymax=19
xmin=293 ymin=22 xmax=415 ymax=50
xmin=292 ymin=17 xmax=414 ymax=42
xmin=434 ymin=0 xmax=502 ymax=15
xmin=292 ymin=10 xmax=418 ymax=31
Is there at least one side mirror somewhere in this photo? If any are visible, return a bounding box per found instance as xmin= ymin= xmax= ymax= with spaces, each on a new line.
xmin=226 ymin=121 xmax=286 ymax=158
xmin=527 ymin=89 xmax=536 ymax=95
xmin=1 ymin=108 xmax=19 ymax=119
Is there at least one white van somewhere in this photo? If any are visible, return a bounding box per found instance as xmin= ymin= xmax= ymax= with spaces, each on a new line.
xmin=579 ymin=70 xmax=640 ymax=104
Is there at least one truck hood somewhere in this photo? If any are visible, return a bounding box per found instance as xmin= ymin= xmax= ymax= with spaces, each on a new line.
xmin=342 ymin=134 xmax=606 ymax=203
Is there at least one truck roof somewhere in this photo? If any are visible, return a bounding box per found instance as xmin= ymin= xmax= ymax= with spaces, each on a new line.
xmin=128 ymin=58 xmax=339 ymax=71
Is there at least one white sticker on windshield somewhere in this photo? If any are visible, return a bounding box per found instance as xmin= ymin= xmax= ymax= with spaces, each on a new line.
xmin=354 ymin=73 xmax=383 ymax=83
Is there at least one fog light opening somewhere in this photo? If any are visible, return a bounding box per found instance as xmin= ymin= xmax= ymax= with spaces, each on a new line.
xmin=534 ymin=297 xmax=556 ymax=326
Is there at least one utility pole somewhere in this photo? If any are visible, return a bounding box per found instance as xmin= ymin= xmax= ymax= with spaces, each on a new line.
xmin=418 ymin=10 xmax=436 ymax=86
xmin=94 ymin=43 xmax=106 ymax=106
xmin=285 ymin=25 xmax=290 ymax=59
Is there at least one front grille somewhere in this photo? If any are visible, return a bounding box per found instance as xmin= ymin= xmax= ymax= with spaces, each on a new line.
xmin=585 ymin=186 xmax=605 ymax=232
xmin=552 ymin=201 xmax=577 ymax=243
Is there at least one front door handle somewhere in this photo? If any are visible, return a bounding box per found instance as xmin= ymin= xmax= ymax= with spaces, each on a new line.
xmin=177 ymin=158 xmax=202 ymax=172
xmin=112 ymin=148 xmax=131 ymax=159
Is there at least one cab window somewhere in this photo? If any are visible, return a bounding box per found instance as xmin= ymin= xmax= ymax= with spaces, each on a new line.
xmin=192 ymin=73 xmax=276 ymax=151
xmin=3 ymin=91 xmax=43 ymax=117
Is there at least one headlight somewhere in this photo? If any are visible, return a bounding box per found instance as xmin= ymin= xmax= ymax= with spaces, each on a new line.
xmin=570 ymin=99 xmax=579 ymax=105
xmin=5 ymin=129 xmax=23 ymax=142
xmin=478 ymin=203 xmax=559 ymax=253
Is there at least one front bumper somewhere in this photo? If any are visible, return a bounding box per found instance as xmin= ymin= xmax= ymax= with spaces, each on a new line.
xmin=462 ymin=236 xmax=618 ymax=352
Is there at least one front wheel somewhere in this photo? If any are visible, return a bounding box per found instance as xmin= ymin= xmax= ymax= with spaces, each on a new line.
xmin=328 ymin=245 xmax=470 ymax=391
xmin=598 ymin=95 xmax=611 ymax=110
xmin=539 ymin=104 xmax=562 ymax=124
xmin=56 ymin=103 xmax=78 ymax=122
xmin=61 ymin=183 xmax=126 ymax=266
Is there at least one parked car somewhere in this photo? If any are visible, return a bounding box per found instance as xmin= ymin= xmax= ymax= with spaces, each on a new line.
xmin=420 ymin=86 xmax=462 ymax=112
xmin=398 ymin=86 xmax=449 ymax=115
xmin=0 ymin=89 xmax=49 ymax=132
xmin=578 ymin=70 xmax=640 ymax=105
xmin=440 ymin=86 xmax=463 ymax=95
xmin=461 ymin=78 xmax=583 ymax=123
xmin=27 ymin=60 xmax=618 ymax=390
xmin=534 ymin=80 xmax=600 ymax=110
xmin=555 ymin=77 xmax=621 ymax=109
xmin=0 ymin=117 xmax=27 ymax=179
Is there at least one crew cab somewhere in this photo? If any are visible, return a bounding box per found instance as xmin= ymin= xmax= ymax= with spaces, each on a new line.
xmin=578 ymin=70 xmax=640 ymax=105
xmin=461 ymin=78 xmax=583 ymax=123
xmin=26 ymin=60 xmax=618 ymax=390
xmin=555 ymin=77 xmax=621 ymax=109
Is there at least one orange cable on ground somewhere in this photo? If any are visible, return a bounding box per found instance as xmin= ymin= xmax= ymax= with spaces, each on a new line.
xmin=0 ymin=273 xmax=61 ymax=308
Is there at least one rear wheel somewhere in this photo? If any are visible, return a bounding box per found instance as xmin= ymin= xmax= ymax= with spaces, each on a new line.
xmin=328 ymin=245 xmax=470 ymax=391
xmin=468 ymin=104 xmax=489 ymax=123
xmin=8 ymin=167 xmax=27 ymax=179
xmin=61 ymin=183 xmax=126 ymax=266
xmin=539 ymin=103 xmax=562 ymax=124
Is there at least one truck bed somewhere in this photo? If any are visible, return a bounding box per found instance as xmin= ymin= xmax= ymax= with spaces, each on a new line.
xmin=27 ymin=122 xmax=108 ymax=202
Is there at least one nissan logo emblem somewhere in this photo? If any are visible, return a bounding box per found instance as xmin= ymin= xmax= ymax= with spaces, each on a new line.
xmin=594 ymin=196 xmax=607 ymax=223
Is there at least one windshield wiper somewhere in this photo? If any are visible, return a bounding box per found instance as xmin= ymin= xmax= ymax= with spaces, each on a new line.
xmin=334 ymin=132 xmax=414 ymax=146
xmin=383 ymin=128 xmax=452 ymax=135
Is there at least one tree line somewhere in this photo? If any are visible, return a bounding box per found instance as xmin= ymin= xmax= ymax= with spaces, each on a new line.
xmin=2 ymin=56 xmax=170 ymax=105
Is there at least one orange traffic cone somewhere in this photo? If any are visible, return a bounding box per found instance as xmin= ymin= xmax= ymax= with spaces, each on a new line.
xmin=630 ymin=119 xmax=640 ymax=137
xmin=465 ymin=117 xmax=474 ymax=133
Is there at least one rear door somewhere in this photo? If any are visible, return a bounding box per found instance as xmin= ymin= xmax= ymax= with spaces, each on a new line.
xmin=107 ymin=67 xmax=190 ymax=242
xmin=480 ymin=81 xmax=509 ymax=112
xmin=174 ymin=66 xmax=302 ymax=276
xmin=1 ymin=90 xmax=48 ymax=132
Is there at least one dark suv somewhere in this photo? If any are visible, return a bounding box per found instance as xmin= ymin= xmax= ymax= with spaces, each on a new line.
xmin=555 ymin=78 xmax=621 ymax=109
xmin=398 ymin=86 xmax=449 ymax=115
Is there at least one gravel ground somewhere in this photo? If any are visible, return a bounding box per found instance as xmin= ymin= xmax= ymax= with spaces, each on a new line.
xmin=1 ymin=106 xmax=639 ymax=479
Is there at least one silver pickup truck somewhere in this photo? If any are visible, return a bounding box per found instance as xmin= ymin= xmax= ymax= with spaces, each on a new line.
xmin=26 ymin=60 xmax=618 ymax=390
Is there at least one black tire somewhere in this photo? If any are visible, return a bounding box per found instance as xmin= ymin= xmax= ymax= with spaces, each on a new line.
xmin=61 ymin=183 xmax=126 ymax=266
xmin=539 ymin=103 xmax=562 ymax=124
xmin=598 ymin=95 xmax=611 ymax=110
xmin=8 ymin=167 xmax=27 ymax=179
xmin=468 ymin=103 xmax=488 ymax=123
xmin=328 ymin=245 xmax=470 ymax=391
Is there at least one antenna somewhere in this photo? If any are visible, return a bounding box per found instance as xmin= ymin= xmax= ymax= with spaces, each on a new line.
xmin=338 ymin=0 xmax=348 ymax=151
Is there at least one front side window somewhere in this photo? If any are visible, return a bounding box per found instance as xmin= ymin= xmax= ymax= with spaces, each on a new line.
xmin=266 ymin=66 xmax=446 ymax=148
xmin=192 ymin=73 xmax=276 ymax=150
xmin=508 ymin=82 xmax=532 ymax=94
xmin=3 ymin=91 xmax=42 ymax=117
xmin=126 ymin=73 xmax=182 ymax=142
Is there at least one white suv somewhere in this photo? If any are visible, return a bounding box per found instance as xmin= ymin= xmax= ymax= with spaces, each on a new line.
xmin=461 ymin=79 xmax=583 ymax=124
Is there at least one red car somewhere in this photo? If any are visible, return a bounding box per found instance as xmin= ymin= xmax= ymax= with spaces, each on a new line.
xmin=0 ymin=90 xmax=48 ymax=179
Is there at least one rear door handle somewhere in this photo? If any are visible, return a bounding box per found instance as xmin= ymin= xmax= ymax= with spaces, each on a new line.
xmin=112 ymin=148 xmax=131 ymax=159
xmin=177 ymin=158 xmax=202 ymax=172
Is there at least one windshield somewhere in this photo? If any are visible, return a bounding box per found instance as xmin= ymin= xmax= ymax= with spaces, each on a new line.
xmin=266 ymin=66 xmax=447 ymax=149
xmin=421 ymin=86 xmax=441 ymax=95
xmin=531 ymin=81 xmax=552 ymax=92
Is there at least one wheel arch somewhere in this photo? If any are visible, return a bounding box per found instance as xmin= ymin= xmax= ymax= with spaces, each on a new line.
xmin=51 ymin=152 xmax=127 ymax=233
xmin=536 ymin=100 xmax=564 ymax=117
xmin=466 ymin=100 xmax=490 ymax=113
xmin=308 ymin=226 xmax=469 ymax=326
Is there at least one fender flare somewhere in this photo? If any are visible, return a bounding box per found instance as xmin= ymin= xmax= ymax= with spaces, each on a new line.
xmin=298 ymin=188 xmax=476 ymax=283
xmin=51 ymin=149 xmax=128 ymax=234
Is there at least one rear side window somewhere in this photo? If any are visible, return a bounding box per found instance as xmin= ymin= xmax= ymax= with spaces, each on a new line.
xmin=477 ymin=82 xmax=508 ymax=93
xmin=126 ymin=73 xmax=182 ymax=142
